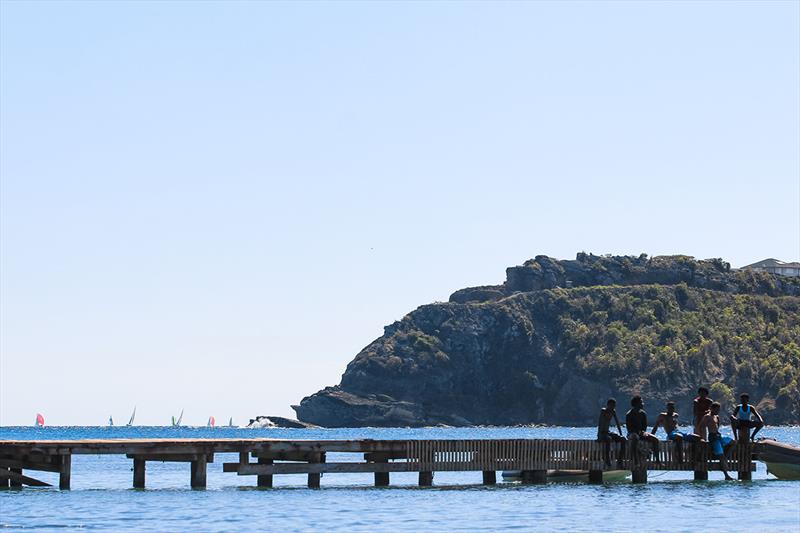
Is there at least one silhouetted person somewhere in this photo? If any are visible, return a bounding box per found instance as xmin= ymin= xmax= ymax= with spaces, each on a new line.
xmin=693 ymin=387 xmax=713 ymax=438
xmin=699 ymin=402 xmax=734 ymax=480
xmin=652 ymin=401 xmax=702 ymax=463
xmin=625 ymin=396 xmax=660 ymax=464
xmin=597 ymin=398 xmax=626 ymax=467
xmin=731 ymin=393 xmax=764 ymax=441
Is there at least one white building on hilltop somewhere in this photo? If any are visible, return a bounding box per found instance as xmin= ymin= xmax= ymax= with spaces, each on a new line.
xmin=741 ymin=258 xmax=800 ymax=277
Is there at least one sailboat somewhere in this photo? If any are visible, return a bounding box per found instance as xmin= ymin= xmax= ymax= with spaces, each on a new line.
xmin=35 ymin=413 xmax=45 ymax=427
xmin=171 ymin=409 xmax=184 ymax=427
xmin=207 ymin=416 xmax=216 ymax=428
xmin=228 ymin=417 xmax=234 ymax=427
xmin=126 ymin=407 xmax=136 ymax=426
xmin=108 ymin=415 xmax=114 ymax=426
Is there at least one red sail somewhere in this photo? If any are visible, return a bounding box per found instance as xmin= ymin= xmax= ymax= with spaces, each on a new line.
xmin=36 ymin=413 xmax=45 ymax=426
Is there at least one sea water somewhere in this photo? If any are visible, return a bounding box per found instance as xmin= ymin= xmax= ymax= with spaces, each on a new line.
xmin=1 ymin=426 xmax=798 ymax=532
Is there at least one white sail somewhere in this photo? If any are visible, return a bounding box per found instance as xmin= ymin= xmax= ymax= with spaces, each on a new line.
xmin=127 ymin=407 xmax=136 ymax=426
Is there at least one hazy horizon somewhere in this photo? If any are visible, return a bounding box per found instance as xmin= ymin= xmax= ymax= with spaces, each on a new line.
xmin=2 ymin=1 xmax=798 ymax=426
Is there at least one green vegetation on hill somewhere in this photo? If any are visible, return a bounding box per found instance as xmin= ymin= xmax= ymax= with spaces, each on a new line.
xmin=295 ymin=255 xmax=800 ymax=427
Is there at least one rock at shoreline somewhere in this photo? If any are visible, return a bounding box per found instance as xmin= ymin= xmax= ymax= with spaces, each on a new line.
xmin=246 ymin=416 xmax=319 ymax=429
xmin=294 ymin=254 xmax=800 ymax=427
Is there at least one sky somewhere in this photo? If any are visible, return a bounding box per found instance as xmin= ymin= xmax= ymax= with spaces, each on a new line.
xmin=1 ymin=1 xmax=798 ymax=426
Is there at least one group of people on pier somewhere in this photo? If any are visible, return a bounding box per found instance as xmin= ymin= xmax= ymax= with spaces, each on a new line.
xmin=597 ymin=387 xmax=764 ymax=480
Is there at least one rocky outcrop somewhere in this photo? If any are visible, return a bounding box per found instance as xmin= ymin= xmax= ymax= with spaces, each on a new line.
xmin=294 ymin=254 xmax=800 ymax=427
xmin=246 ymin=416 xmax=319 ymax=429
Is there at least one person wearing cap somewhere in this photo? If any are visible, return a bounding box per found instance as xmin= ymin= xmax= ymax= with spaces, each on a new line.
xmin=731 ymin=393 xmax=764 ymax=441
xmin=652 ymin=401 xmax=703 ymax=463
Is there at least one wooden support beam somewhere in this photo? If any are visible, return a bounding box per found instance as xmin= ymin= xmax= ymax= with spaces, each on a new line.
xmin=190 ymin=456 xmax=207 ymax=489
xmin=59 ymin=455 xmax=71 ymax=490
xmin=694 ymin=470 xmax=708 ymax=481
xmin=419 ymin=471 xmax=433 ymax=487
xmin=127 ymin=454 xmax=214 ymax=463
xmin=588 ymin=470 xmax=603 ymax=484
xmin=223 ymin=461 xmax=421 ymax=475
xmin=257 ymin=458 xmax=273 ymax=488
xmin=631 ymin=469 xmax=647 ymax=484
xmin=0 ymin=467 xmax=52 ymax=487
xmin=482 ymin=470 xmax=496 ymax=485
xmin=133 ymin=458 xmax=146 ymax=489
xmin=0 ymin=458 xmax=61 ymax=472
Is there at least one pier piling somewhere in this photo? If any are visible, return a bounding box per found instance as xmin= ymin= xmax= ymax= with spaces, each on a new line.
xmin=588 ymin=470 xmax=603 ymax=484
xmin=482 ymin=470 xmax=496 ymax=485
xmin=133 ymin=458 xmax=146 ymax=488
xmin=257 ymin=457 xmax=273 ymax=488
xmin=190 ymin=457 xmax=207 ymax=489
xmin=419 ymin=471 xmax=433 ymax=486
xmin=58 ymin=455 xmax=71 ymax=490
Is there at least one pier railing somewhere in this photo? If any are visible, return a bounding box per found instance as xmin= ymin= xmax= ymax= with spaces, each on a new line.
xmin=0 ymin=438 xmax=756 ymax=489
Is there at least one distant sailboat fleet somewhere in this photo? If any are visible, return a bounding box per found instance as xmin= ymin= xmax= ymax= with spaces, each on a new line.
xmin=31 ymin=408 xmax=237 ymax=427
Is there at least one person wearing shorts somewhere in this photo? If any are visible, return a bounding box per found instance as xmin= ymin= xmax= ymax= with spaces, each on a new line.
xmin=652 ymin=402 xmax=702 ymax=463
xmin=699 ymin=402 xmax=734 ymax=480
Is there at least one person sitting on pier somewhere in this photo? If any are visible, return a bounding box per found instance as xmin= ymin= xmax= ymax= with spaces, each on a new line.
xmin=730 ymin=393 xmax=764 ymax=441
xmin=651 ymin=401 xmax=702 ymax=463
xmin=693 ymin=387 xmax=713 ymax=438
xmin=699 ymin=402 xmax=734 ymax=481
xmin=597 ymin=398 xmax=626 ymax=468
xmin=625 ymin=396 xmax=659 ymax=464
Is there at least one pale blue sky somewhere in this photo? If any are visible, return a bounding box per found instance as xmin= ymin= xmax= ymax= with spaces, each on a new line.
xmin=1 ymin=1 xmax=798 ymax=425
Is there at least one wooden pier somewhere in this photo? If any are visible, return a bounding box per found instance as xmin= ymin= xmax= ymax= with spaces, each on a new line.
xmin=0 ymin=438 xmax=755 ymax=490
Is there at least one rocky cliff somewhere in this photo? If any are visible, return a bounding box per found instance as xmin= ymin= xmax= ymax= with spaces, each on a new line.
xmin=294 ymin=254 xmax=800 ymax=427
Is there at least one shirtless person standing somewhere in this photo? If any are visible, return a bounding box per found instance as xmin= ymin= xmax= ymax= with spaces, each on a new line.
xmin=651 ymin=401 xmax=702 ymax=463
xmin=597 ymin=398 xmax=626 ymax=467
xmin=693 ymin=387 xmax=713 ymax=438
xmin=699 ymin=402 xmax=734 ymax=480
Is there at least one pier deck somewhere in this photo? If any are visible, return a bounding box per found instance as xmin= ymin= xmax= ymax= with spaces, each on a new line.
xmin=0 ymin=438 xmax=755 ymax=489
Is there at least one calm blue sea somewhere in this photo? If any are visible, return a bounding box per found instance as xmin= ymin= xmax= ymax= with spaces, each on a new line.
xmin=1 ymin=425 xmax=799 ymax=532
